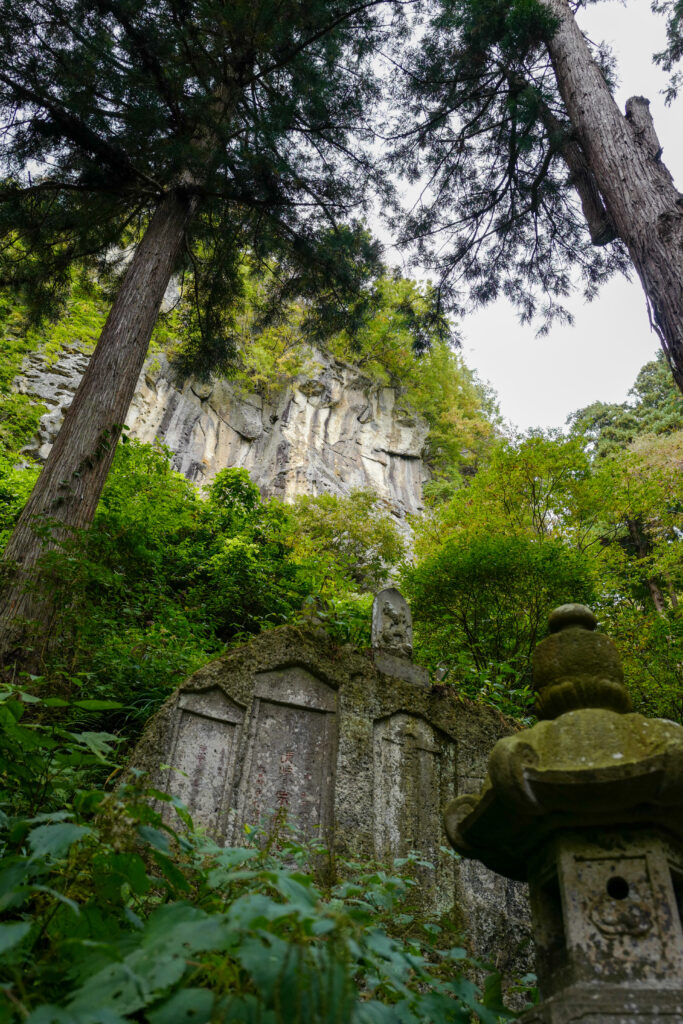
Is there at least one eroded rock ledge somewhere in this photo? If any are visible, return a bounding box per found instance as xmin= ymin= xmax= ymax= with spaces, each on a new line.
xmin=15 ymin=348 xmax=430 ymax=524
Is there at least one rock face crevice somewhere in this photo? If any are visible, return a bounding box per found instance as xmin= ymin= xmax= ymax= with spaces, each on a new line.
xmin=15 ymin=347 xmax=430 ymax=523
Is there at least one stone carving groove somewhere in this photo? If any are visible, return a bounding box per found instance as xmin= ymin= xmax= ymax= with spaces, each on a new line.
xmin=373 ymin=712 xmax=457 ymax=901
xmin=233 ymin=667 xmax=337 ymax=842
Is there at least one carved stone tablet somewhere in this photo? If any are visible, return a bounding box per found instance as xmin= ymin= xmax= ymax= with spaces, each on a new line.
xmin=373 ymin=712 xmax=457 ymax=908
xmin=372 ymin=588 xmax=413 ymax=657
xmin=374 ymin=713 xmax=444 ymax=854
xmin=233 ymin=666 xmax=337 ymax=841
xmin=166 ymin=688 xmax=244 ymax=833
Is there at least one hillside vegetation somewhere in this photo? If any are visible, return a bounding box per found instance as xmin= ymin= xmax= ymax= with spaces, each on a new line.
xmin=0 ymin=272 xmax=526 ymax=1023
xmin=1 ymin=274 xmax=682 ymax=1022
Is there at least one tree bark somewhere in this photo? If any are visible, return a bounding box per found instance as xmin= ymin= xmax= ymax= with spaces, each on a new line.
xmin=542 ymin=0 xmax=683 ymax=392
xmin=0 ymin=187 xmax=196 ymax=651
xmin=626 ymin=517 xmax=668 ymax=616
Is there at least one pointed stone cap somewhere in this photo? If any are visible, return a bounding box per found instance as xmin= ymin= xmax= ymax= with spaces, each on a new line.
xmin=533 ymin=604 xmax=631 ymax=719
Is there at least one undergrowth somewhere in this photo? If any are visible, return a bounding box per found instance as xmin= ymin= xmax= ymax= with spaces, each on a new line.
xmin=0 ymin=683 xmax=527 ymax=1024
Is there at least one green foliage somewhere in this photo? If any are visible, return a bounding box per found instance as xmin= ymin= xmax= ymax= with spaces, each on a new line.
xmin=0 ymin=436 xmax=411 ymax=730
xmin=0 ymin=685 xmax=518 ymax=1024
xmin=569 ymin=351 xmax=683 ymax=458
xmin=289 ymin=491 xmax=406 ymax=594
xmin=0 ymin=0 xmax=387 ymax=359
xmin=0 ymin=275 xmax=104 ymax=459
xmin=0 ymin=271 xmax=186 ymax=551
xmin=403 ymin=534 xmax=594 ymax=717
xmin=598 ymin=603 xmax=683 ymax=725
xmin=1 ymin=445 xmax=315 ymax=728
xmin=653 ymin=0 xmax=683 ymax=101
xmin=0 ymin=274 xmax=113 ymax=549
xmin=410 ymin=360 xmax=683 ymax=723
xmin=324 ymin=275 xmax=497 ymax=482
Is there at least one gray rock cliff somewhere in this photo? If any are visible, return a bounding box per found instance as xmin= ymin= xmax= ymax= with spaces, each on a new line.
xmin=14 ymin=347 xmax=430 ymax=523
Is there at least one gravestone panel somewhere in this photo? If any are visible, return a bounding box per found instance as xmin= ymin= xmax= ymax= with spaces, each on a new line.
xmin=233 ymin=666 xmax=337 ymax=840
xmin=373 ymin=712 xmax=457 ymax=908
xmin=129 ymin=622 xmax=532 ymax=981
xmin=166 ymin=689 xmax=245 ymax=833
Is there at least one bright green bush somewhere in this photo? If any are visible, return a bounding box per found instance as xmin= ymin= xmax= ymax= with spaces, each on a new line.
xmin=7 ymin=446 xmax=311 ymax=730
xmin=1 ymin=443 xmax=408 ymax=733
xmin=288 ymin=491 xmax=405 ymax=594
xmin=403 ymin=534 xmax=595 ymax=718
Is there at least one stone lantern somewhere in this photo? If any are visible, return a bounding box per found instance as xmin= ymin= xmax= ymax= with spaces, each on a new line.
xmin=444 ymin=604 xmax=683 ymax=1022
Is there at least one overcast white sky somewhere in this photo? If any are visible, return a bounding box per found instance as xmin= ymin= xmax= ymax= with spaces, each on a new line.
xmin=451 ymin=1 xmax=683 ymax=433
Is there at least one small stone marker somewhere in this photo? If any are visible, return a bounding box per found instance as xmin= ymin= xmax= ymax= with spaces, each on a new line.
xmin=444 ymin=604 xmax=683 ymax=1022
xmin=371 ymin=588 xmax=428 ymax=687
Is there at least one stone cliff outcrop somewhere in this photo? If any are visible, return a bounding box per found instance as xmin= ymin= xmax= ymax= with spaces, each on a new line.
xmin=15 ymin=347 xmax=430 ymax=523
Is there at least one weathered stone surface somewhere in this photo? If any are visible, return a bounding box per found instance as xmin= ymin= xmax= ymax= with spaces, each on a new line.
xmin=130 ymin=624 xmax=531 ymax=974
xmin=446 ymin=605 xmax=683 ymax=1021
xmin=534 ymin=602 xmax=630 ymax=719
xmin=519 ymin=829 xmax=683 ymax=1021
xmin=372 ymin=650 xmax=429 ymax=687
xmin=14 ymin=348 xmax=430 ymax=528
xmin=371 ymin=588 xmax=428 ymax=685
xmin=520 ymin=986 xmax=683 ymax=1023
xmin=372 ymin=587 xmax=413 ymax=656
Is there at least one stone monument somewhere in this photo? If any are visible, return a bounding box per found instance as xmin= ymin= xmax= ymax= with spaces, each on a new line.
xmin=444 ymin=604 xmax=683 ymax=1022
xmin=130 ymin=592 xmax=531 ymax=974
xmin=371 ymin=588 xmax=428 ymax=687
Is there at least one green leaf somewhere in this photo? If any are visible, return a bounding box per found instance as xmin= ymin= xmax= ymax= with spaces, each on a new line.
xmin=28 ymin=823 xmax=91 ymax=860
xmin=352 ymin=1002 xmax=397 ymax=1023
xmin=72 ymin=700 xmax=123 ymax=710
xmin=68 ymin=962 xmax=147 ymax=1016
xmin=234 ymin=934 xmax=290 ymax=1001
xmin=142 ymin=903 xmax=227 ymax=953
xmin=26 ymin=1008 xmax=80 ymax=1024
xmin=138 ymin=826 xmax=170 ymax=854
xmin=147 ymin=989 xmax=214 ymax=1024
xmin=31 ymin=885 xmax=81 ymax=915
xmin=0 ymin=919 xmax=31 ymax=953
xmin=151 ymin=851 xmax=191 ymax=892
xmin=72 ymin=732 xmax=119 ymax=760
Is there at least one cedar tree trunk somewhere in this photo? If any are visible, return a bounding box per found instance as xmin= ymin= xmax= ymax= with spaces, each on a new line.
xmin=0 ymin=187 xmax=196 ymax=653
xmin=626 ymin=517 xmax=668 ymax=616
xmin=543 ymin=0 xmax=683 ymax=393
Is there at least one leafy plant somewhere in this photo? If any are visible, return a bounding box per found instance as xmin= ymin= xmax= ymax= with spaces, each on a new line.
xmin=404 ymin=534 xmax=594 ymax=718
xmin=0 ymin=686 xmax=519 ymax=1024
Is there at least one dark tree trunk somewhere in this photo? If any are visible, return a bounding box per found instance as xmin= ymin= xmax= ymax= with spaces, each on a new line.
xmin=0 ymin=188 xmax=196 ymax=653
xmin=543 ymin=0 xmax=683 ymax=393
xmin=626 ymin=517 xmax=668 ymax=616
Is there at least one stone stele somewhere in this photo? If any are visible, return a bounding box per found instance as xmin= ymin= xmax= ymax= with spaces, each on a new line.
xmin=371 ymin=588 xmax=429 ymax=687
xmin=444 ymin=604 xmax=683 ymax=1023
xmin=129 ymin=620 xmax=531 ymax=976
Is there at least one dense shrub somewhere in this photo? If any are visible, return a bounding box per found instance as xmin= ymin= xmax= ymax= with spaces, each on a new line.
xmin=403 ymin=535 xmax=595 ymax=719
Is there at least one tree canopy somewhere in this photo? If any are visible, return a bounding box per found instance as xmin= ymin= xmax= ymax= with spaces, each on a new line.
xmin=388 ymin=0 xmax=630 ymax=328
xmin=0 ymin=0 xmax=389 ymax=331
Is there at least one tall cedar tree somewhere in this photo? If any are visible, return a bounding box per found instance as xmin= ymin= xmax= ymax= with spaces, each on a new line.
xmin=0 ymin=0 xmax=388 ymax=644
xmin=392 ymin=0 xmax=683 ymax=391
